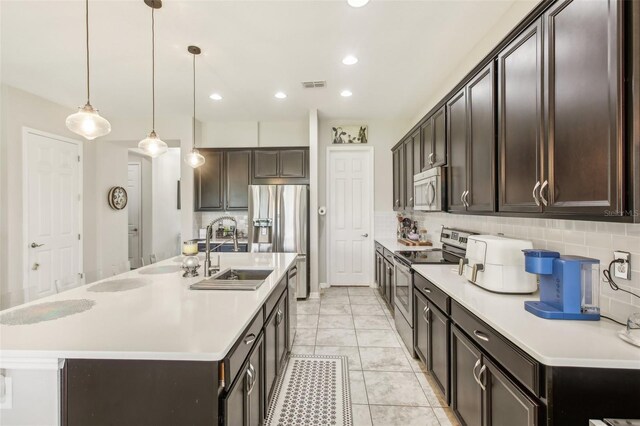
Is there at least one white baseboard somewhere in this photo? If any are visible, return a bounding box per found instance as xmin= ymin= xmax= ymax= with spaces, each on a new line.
xmin=309 ymin=292 xmax=320 ymax=299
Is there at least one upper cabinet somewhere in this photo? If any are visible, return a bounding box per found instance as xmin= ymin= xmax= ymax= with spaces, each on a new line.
xmin=195 ymin=150 xmax=225 ymax=211
xmin=253 ymin=148 xmax=309 ymax=184
xmin=447 ymin=63 xmax=496 ymax=214
xmin=421 ymin=106 xmax=447 ymax=170
xmin=498 ymin=19 xmax=544 ymax=213
xmin=542 ymin=0 xmax=623 ymax=216
xmin=225 ymin=150 xmax=252 ymax=210
xmin=393 ymin=144 xmax=404 ymax=211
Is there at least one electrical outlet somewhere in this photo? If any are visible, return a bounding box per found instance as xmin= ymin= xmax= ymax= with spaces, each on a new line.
xmin=613 ymin=251 xmax=631 ymax=280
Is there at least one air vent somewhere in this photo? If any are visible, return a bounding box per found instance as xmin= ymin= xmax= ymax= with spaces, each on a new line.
xmin=301 ymin=80 xmax=326 ymax=89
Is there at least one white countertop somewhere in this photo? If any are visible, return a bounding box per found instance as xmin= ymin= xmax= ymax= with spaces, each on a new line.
xmin=412 ymin=264 xmax=640 ymax=369
xmin=0 ymin=253 xmax=296 ymax=362
xmin=375 ymin=238 xmax=438 ymax=253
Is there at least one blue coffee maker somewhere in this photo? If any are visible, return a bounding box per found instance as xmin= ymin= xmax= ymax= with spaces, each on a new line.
xmin=522 ymin=249 xmax=600 ymax=320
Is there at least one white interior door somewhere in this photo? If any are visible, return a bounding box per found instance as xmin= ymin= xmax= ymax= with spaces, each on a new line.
xmin=327 ymin=148 xmax=373 ymax=285
xmin=24 ymin=129 xmax=82 ymax=300
xmin=127 ymin=163 xmax=142 ymax=268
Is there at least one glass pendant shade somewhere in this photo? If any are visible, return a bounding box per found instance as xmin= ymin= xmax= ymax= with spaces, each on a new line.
xmin=66 ymin=103 xmax=112 ymax=140
xmin=185 ymin=148 xmax=205 ymax=168
xmin=138 ymin=131 xmax=168 ymax=158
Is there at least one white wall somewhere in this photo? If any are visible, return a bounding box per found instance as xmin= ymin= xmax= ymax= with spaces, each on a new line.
xmin=128 ymin=151 xmax=153 ymax=263
xmin=200 ymin=120 xmax=308 ymax=148
xmin=152 ymin=148 xmax=181 ymax=259
xmin=317 ymin=117 xmax=410 ymax=285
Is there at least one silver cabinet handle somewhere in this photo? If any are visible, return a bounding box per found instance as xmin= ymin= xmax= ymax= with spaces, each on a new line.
xmin=395 ymin=200 xmax=400 ymax=207
xmin=246 ymin=363 xmax=256 ymax=395
xmin=473 ymin=330 xmax=489 ymax=342
xmin=532 ymin=181 xmax=541 ymax=206
xmin=409 ymin=197 xmax=413 ymax=204
xmin=422 ymin=306 xmax=430 ymax=323
xmin=478 ymin=364 xmax=487 ymax=391
xmin=472 ymin=359 xmax=481 ymax=385
xmin=30 ymin=242 xmax=44 ymax=248
xmin=540 ymin=180 xmax=549 ymax=206
xmin=422 ymin=287 xmax=432 ymax=294
xmin=428 ymin=152 xmax=434 ymax=165
xmin=361 ymin=233 xmax=369 ymax=238
xmin=244 ymin=333 xmax=256 ymax=345
xmin=276 ymin=309 xmax=284 ymax=326
xmin=460 ymin=191 xmax=465 ymax=205
xmin=464 ymin=190 xmax=470 ymax=207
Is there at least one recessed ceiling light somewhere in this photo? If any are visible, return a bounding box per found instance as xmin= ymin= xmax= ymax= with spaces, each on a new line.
xmin=347 ymin=0 xmax=369 ymax=7
xmin=209 ymin=93 xmax=223 ymax=101
xmin=342 ymin=55 xmax=358 ymax=65
xmin=274 ymin=92 xmax=287 ymax=99
xmin=341 ymin=90 xmax=353 ymax=97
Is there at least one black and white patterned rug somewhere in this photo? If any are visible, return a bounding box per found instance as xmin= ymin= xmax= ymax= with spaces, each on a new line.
xmin=266 ymin=355 xmax=353 ymax=426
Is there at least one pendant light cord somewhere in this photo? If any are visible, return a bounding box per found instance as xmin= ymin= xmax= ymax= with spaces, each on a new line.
xmin=192 ymin=52 xmax=196 ymax=150
xmin=151 ymin=7 xmax=156 ymax=132
xmin=85 ymin=0 xmax=90 ymax=104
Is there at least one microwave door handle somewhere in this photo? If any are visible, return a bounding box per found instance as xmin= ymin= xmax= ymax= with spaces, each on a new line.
xmin=428 ymin=182 xmax=436 ymax=207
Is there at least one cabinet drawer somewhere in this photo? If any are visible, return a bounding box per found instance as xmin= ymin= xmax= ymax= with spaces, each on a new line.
xmin=375 ymin=242 xmax=384 ymax=254
xmin=383 ymin=248 xmax=395 ymax=264
xmin=225 ymin=310 xmax=264 ymax=389
xmin=265 ymin=276 xmax=287 ymax=320
xmin=414 ymin=273 xmax=450 ymax=314
xmin=451 ymin=301 xmax=539 ymax=395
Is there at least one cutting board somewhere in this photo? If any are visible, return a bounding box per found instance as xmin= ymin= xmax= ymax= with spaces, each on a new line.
xmin=397 ymin=239 xmax=432 ymax=246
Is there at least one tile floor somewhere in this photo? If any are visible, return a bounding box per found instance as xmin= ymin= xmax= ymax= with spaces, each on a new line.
xmin=292 ymin=286 xmax=461 ymax=426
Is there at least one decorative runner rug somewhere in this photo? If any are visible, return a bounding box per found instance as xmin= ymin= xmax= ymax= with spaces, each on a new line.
xmin=266 ymin=355 xmax=353 ymax=426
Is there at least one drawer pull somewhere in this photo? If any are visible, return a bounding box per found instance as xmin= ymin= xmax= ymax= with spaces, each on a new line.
xmin=244 ymin=334 xmax=256 ymax=345
xmin=276 ymin=309 xmax=284 ymax=325
xmin=422 ymin=287 xmax=432 ymax=294
xmin=246 ymin=363 xmax=256 ymax=395
xmin=478 ymin=364 xmax=487 ymax=391
xmin=473 ymin=330 xmax=489 ymax=342
xmin=422 ymin=306 xmax=431 ymax=323
xmin=472 ymin=359 xmax=481 ymax=385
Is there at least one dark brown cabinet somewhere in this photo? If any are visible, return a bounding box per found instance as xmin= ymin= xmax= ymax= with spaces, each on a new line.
xmin=195 ymin=150 xmax=225 ymax=211
xmin=498 ymin=19 xmax=544 ymax=213
xmin=451 ymin=326 xmax=483 ymax=426
xmin=265 ymin=290 xmax=289 ymax=411
xmin=392 ymin=145 xmax=404 ymax=210
xmin=253 ymin=148 xmax=309 ymax=184
xmin=447 ymin=63 xmax=496 ymax=213
xmin=422 ymin=106 xmax=447 ymax=170
xmin=543 ymin=0 xmax=623 ymax=216
xmin=226 ymin=150 xmax=252 ymax=210
xmin=404 ymin=134 xmax=416 ymax=209
xmin=223 ymin=334 xmax=264 ymax=426
xmin=447 ymin=89 xmax=468 ymax=213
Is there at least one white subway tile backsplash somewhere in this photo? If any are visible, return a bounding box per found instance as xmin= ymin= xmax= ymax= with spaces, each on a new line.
xmin=376 ymin=210 xmax=640 ymax=322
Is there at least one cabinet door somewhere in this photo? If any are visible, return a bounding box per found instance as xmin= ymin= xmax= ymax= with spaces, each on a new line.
xmin=467 ymin=63 xmax=496 ymax=212
xmin=392 ymin=146 xmax=404 ymax=210
xmin=265 ymin=310 xmax=278 ymax=405
xmin=451 ymin=326 xmax=482 ymax=426
xmin=432 ymin=106 xmax=447 ymax=167
xmin=254 ymin=150 xmax=279 ymax=178
xmin=276 ymin=295 xmax=288 ymax=369
xmin=498 ymin=20 xmax=544 ymax=213
xmin=430 ymin=305 xmax=450 ymax=403
xmin=195 ymin=150 xmax=224 ymax=211
xmin=247 ymin=336 xmax=264 ymax=426
xmin=421 ymin=119 xmax=434 ymax=170
xmin=224 ymin=365 xmax=247 ymax=426
xmin=226 ymin=150 xmax=251 ymax=210
xmin=447 ymin=89 xmax=468 ymax=212
xmin=404 ymin=136 xmax=415 ymax=209
xmin=544 ymin=0 xmax=622 ymax=215
xmin=414 ymin=290 xmax=430 ymax=366
xmin=483 ymin=358 xmax=539 ymax=426
xmin=413 ymin=132 xmax=422 ymax=180
xmin=279 ymin=149 xmax=307 ymax=178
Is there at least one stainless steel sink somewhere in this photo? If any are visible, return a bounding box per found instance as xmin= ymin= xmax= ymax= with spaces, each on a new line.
xmin=190 ymin=268 xmax=273 ymax=291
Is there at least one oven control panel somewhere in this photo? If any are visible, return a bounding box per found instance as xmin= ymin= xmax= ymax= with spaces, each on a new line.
xmin=440 ymin=227 xmax=474 ymax=251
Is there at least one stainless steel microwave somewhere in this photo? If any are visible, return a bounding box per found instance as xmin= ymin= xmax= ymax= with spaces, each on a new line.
xmin=413 ymin=167 xmax=444 ymax=211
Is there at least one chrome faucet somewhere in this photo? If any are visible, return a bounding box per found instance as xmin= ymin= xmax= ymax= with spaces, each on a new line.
xmin=204 ymin=216 xmax=240 ymax=277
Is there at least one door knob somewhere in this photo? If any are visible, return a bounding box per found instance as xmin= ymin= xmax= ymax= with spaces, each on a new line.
xmin=32 ymin=262 xmax=40 ymax=271
xmin=30 ymin=242 xmax=44 ymax=248
xmin=361 ymin=233 xmax=369 ymax=237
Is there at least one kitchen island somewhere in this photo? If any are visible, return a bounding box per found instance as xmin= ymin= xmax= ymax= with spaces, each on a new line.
xmin=0 ymin=252 xmax=297 ymax=425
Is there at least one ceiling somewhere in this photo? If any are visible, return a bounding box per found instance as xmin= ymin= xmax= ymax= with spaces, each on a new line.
xmin=2 ymin=0 xmax=523 ymax=122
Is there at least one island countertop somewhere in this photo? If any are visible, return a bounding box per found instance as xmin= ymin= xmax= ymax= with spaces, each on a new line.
xmin=412 ymin=264 xmax=640 ymax=369
xmin=0 ymin=252 xmax=297 ymax=362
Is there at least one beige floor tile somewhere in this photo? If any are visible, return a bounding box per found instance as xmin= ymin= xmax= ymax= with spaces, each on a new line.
xmin=318 ymin=314 xmax=355 ymax=329
xmin=433 ymin=407 xmax=461 ymax=426
xmin=359 ymin=347 xmax=412 ymax=372
xmin=316 ymin=328 xmax=358 ymax=346
xmin=291 ymin=345 xmax=315 ymax=355
xmin=349 ymin=370 xmax=369 ymax=404
xmin=293 ymin=328 xmax=317 ymax=345
xmin=321 ymin=295 xmax=351 ymax=304
xmin=315 ymin=346 xmax=362 ymax=370
xmin=297 ymin=301 xmax=320 ymax=315
xmin=363 ymin=371 xmax=429 ymax=406
xmin=415 ymin=371 xmax=448 ymax=407
xmin=353 ymin=315 xmax=392 ymax=330
xmin=351 ymin=303 xmax=385 ymax=316
xmin=369 ymin=406 xmax=439 ymax=426
xmin=322 ymin=287 xmax=349 ymax=295
xmin=350 ymin=295 xmax=382 ymax=305
xmin=296 ymin=314 xmax=319 ymax=329
xmin=352 ymin=404 xmax=373 ymax=426
xmin=320 ymin=303 xmax=352 ymax=315
xmin=348 ymin=287 xmax=378 ymax=296
xmin=356 ymin=329 xmax=401 ymax=348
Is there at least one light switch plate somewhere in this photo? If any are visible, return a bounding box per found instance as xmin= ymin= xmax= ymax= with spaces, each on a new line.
xmin=613 ymin=251 xmax=631 ymax=280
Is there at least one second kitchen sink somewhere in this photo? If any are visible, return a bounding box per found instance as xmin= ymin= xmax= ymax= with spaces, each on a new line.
xmin=190 ymin=268 xmax=274 ymax=291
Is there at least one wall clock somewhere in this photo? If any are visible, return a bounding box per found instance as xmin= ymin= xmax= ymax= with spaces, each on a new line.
xmin=108 ymin=186 xmax=128 ymax=210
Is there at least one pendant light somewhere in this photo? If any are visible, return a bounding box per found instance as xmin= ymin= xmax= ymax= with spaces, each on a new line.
xmin=184 ymin=46 xmax=205 ymax=168
xmin=65 ymin=0 xmax=111 ymax=140
xmin=138 ymin=0 xmax=168 ymax=158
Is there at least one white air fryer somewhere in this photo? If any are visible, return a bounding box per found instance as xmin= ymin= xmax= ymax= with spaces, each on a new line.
xmin=459 ymin=235 xmax=537 ymax=294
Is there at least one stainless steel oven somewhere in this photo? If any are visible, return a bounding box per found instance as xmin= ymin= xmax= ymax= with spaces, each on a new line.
xmin=393 ymin=256 xmax=414 ymax=354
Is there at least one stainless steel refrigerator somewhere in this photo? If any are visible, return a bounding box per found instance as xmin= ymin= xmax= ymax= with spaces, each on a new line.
xmin=248 ymin=185 xmax=309 ymax=299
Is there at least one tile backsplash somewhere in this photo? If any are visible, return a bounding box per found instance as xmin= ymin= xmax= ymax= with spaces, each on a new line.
xmin=375 ymin=210 xmax=640 ymax=322
xmin=194 ymin=211 xmax=249 ymax=238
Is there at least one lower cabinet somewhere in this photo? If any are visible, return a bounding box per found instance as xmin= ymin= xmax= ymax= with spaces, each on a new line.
xmin=265 ymin=290 xmax=289 ymax=413
xmin=223 ymin=333 xmax=264 ymax=426
xmin=451 ymin=325 xmax=539 ymax=426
